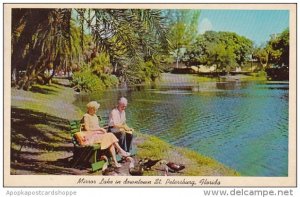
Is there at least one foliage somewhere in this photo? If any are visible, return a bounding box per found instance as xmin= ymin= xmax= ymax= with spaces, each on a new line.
xmin=119 ymin=56 xmax=144 ymax=84
xmin=69 ymin=19 xmax=86 ymax=66
xmin=183 ymin=31 xmax=253 ymax=72
xmin=71 ymin=68 xmax=105 ymax=92
xmin=165 ymin=10 xmax=201 ymax=68
xmin=100 ymin=74 xmax=119 ymax=87
xmin=71 ymin=52 xmax=119 ymax=92
xmin=11 ymin=8 xmax=169 ymax=91
xmin=90 ymin=52 xmax=112 ymax=76
xmin=254 ymin=71 xmax=267 ymax=78
xmin=11 ymin=9 xmax=73 ymax=90
xmin=142 ymin=61 xmax=160 ymax=82
xmin=253 ymin=29 xmax=289 ymax=80
xmin=252 ymin=47 xmax=269 ymax=68
xmin=267 ymin=29 xmax=289 ymax=67
xmin=87 ymin=9 xmax=168 ymax=84
xmin=207 ymin=43 xmax=236 ymax=71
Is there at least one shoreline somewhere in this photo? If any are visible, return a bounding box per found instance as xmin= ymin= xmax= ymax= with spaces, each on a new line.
xmin=10 ymin=79 xmax=239 ymax=176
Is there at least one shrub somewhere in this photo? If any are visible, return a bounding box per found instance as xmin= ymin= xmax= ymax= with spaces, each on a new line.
xmin=71 ymin=69 xmax=105 ymax=92
xmin=100 ymin=74 xmax=119 ymax=87
xmin=91 ymin=53 xmax=112 ymax=76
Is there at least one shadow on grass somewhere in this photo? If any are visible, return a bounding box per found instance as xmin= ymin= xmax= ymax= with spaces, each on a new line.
xmin=52 ymin=77 xmax=73 ymax=88
xmin=30 ymin=85 xmax=59 ymax=95
xmin=11 ymin=107 xmax=70 ymax=145
xmin=11 ymin=157 xmax=79 ymax=175
xmin=10 ymin=107 xmax=84 ymax=175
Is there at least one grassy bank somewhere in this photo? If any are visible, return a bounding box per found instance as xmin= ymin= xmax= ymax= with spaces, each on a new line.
xmin=10 ymin=80 xmax=239 ymax=176
xmin=135 ymin=133 xmax=238 ymax=176
xmin=159 ymin=72 xmax=267 ymax=84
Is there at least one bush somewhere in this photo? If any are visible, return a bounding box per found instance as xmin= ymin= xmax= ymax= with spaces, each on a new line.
xmin=91 ymin=53 xmax=112 ymax=75
xmin=255 ymin=70 xmax=267 ymax=78
xmin=71 ymin=69 xmax=105 ymax=92
xmin=89 ymin=53 xmax=119 ymax=88
xmin=143 ymin=61 xmax=160 ymax=82
xmin=100 ymin=74 xmax=119 ymax=87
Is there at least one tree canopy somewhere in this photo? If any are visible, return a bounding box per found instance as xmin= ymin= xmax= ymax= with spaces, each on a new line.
xmin=165 ymin=10 xmax=201 ymax=68
xmin=11 ymin=8 xmax=169 ymax=90
xmin=182 ymin=31 xmax=254 ymax=72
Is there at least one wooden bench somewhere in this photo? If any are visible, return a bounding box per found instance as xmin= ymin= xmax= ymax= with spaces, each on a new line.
xmin=69 ymin=119 xmax=106 ymax=172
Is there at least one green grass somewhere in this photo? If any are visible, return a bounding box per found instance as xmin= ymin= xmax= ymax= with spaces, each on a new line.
xmin=136 ymin=131 xmax=239 ymax=176
xmin=30 ymin=84 xmax=63 ymax=96
xmin=160 ymin=72 xmax=267 ymax=84
xmin=239 ymin=71 xmax=267 ymax=82
xmin=137 ymin=135 xmax=171 ymax=159
xmin=184 ymin=73 xmax=268 ymax=83
xmin=184 ymin=74 xmax=217 ymax=82
xmin=178 ymin=148 xmax=240 ymax=176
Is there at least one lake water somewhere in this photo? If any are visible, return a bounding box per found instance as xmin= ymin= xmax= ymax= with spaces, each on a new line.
xmin=74 ymin=78 xmax=289 ymax=176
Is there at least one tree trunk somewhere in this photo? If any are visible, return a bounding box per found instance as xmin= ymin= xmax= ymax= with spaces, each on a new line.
xmin=23 ymin=78 xmax=32 ymax=91
xmin=43 ymin=69 xmax=56 ymax=85
xmin=175 ymin=47 xmax=180 ymax=69
xmin=18 ymin=70 xmax=36 ymax=91
xmin=44 ymin=53 xmax=60 ymax=84
xmin=11 ymin=9 xmax=50 ymax=86
xmin=11 ymin=68 xmax=17 ymax=85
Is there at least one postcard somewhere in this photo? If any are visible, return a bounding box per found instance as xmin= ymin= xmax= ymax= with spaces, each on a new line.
xmin=3 ymin=3 xmax=296 ymax=187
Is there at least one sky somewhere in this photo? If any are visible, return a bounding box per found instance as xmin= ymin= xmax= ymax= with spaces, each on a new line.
xmin=198 ymin=10 xmax=289 ymax=46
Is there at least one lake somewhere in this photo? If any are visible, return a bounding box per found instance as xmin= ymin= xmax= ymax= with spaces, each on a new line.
xmin=74 ymin=76 xmax=289 ymax=176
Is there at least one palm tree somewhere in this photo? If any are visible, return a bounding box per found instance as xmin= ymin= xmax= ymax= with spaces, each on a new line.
xmin=11 ymin=8 xmax=169 ymax=89
xmin=11 ymin=9 xmax=72 ymax=90
xmin=76 ymin=8 xmax=168 ymax=83
xmin=11 ymin=9 xmax=51 ymax=88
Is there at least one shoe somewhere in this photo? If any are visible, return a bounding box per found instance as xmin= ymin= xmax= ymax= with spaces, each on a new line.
xmin=115 ymin=163 xmax=122 ymax=168
xmin=120 ymin=151 xmax=131 ymax=157
xmin=113 ymin=162 xmax=122 ymax=168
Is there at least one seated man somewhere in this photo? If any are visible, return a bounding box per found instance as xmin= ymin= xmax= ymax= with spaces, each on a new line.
xmin=108 ymin=97 xmax=133 ymax=153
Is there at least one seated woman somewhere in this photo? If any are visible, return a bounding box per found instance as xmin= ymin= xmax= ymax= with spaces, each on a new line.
xmin=80 ymin=101 xmax=130 ymax=168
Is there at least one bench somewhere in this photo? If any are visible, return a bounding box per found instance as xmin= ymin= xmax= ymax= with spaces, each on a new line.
xmin=69 ymin=119 xmax=106 ymax=172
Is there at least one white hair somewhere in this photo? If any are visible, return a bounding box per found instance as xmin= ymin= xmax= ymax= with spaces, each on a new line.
xmin=118 ymin=97 xmax=128 ymax=105
xmin=87 ymin=101 xmax=100 ymax=109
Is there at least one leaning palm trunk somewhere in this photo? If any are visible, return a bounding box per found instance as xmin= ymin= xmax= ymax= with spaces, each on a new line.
xmin=12 ymin=9 xmax=72 ymax=90
xmin=11 ymin=9 xmax=51 ymax=86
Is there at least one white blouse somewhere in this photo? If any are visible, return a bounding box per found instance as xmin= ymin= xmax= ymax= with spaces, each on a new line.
xmin=108 ymin=108 xmax=126 ymax=126
xmin=83 ymin=113 xmax=100 ymax=131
